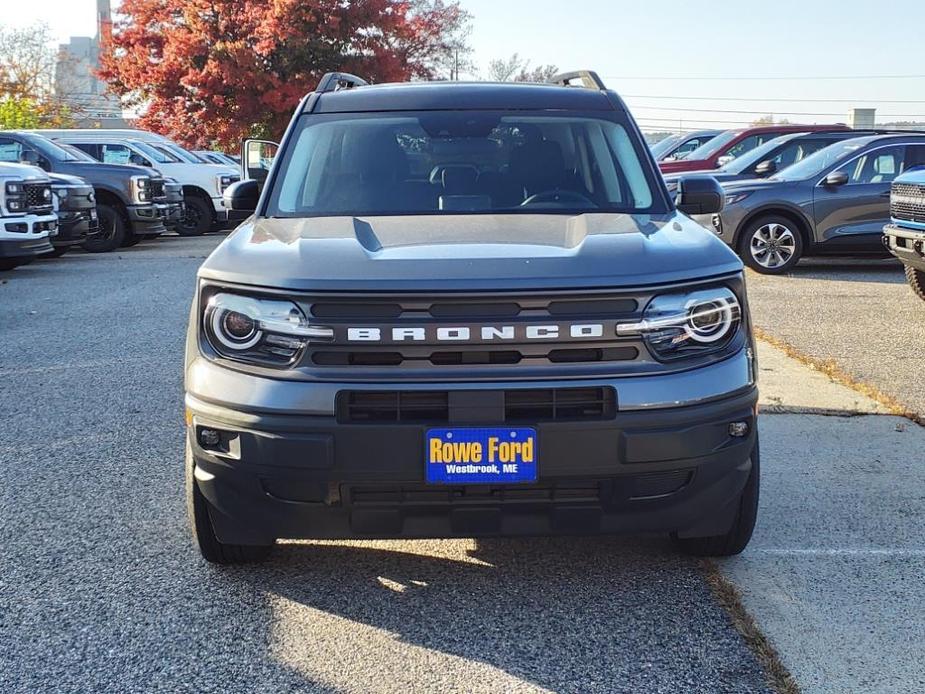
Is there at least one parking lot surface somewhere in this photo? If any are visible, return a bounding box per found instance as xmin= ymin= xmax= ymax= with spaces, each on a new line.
xmin=2 ymin=238 xmax=923 ymax=693
xmin=0 ymin=239 xmax=769 ymax=694
xmin=747 ymin=258 xmax=925 ymax=414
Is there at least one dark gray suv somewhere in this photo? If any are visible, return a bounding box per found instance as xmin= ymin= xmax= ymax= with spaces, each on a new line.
xmin=693 ymin=133 xmax=925 ymax=273
xmin=185 ymin=71 xmax=761 ymax=564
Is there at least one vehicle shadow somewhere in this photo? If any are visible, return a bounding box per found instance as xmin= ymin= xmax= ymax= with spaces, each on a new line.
xmin=756 ymin=257 xmax=905 ymax=284
xmin=227 ymin=536 xmax=768 ymax=692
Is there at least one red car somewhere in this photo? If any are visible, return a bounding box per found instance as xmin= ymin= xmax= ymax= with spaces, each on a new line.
xmin=659 ymin=124 xmax=851 ymax=174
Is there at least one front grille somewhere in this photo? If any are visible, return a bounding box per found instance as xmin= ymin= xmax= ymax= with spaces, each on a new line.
xmin=891 ymin=182 xmax=925 ymax=223
xmin=149 ymin=178 xmax=166 ymax=201
xmin=338 ymin=386 xmax=616 ymax=424
xmin=298 ymin=289 xmax=651 ymax=380
xmin=23 ymin=183 xmax=53 ymax=213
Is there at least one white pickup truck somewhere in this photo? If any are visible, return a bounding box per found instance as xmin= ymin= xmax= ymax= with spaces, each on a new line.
xmin=33 ymin=130 xmax=239 ymax=237
xmin=0 ymin=162 xmax=57 ymax=271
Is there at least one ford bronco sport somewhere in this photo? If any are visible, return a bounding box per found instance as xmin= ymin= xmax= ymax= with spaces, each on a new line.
xmin=185 ymin=71 xmax=759 ymax=564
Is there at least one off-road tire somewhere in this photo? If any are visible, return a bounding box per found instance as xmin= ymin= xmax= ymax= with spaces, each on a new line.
xmin=738 ymin=215 xmax=804 ymax=275
xmin=83 ymin=203 xmax=125 ymax=253
xmin=672 ymin=439 xmax=760 ymax=557
xmin=176 ymin=195 xmax=213 ymax=236
xmin=905 ymin=265 xmax=925 ymax=301
xmin=185 ymin=440 xmax=273 ymax=564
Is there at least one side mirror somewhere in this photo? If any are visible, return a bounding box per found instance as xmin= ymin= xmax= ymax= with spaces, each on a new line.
xmin=823 ymin=171 xmax=849 ymax=187
xmin=223 ymin=179 xmax=259 ymax=213
xmin=754 ymin=159 xmax=777 ymax=177
xmin=242 ymin=138 xmax=279 ymax=183
xmin=675 ymin=175 xmax=724 ymax=215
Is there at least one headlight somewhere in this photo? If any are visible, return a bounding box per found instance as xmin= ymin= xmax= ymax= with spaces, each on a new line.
xmin=203 ymin=292 xmax=334 ymax=365
xmin=616 ymin=287 xmax=741 ymax=360
xmin=724 ymin=192 xmax=752 ymax=205
xmin=130 ymin=176 xmax=151 ymax=203
xmin=216 ymin=174 xmax=239 ymax=194
xmin=53 ymin=187 xmax=69 ymax=203
xmin=4 ymin=181 xmax=26 ymax=213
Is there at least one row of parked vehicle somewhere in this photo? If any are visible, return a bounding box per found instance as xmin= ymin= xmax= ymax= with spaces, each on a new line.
xmin=0 ymin=129 xmax=239 ymax=271
xmin=650 ymin=123 xmax=925 ymax=299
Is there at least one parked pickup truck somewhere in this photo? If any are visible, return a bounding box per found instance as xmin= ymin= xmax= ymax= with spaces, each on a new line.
xmin=0 ymin=162 xmax=57 ymax=270
xmin=37 ymin=130 xmax=239 ymax=236
xmin=0 ymin=132 xmax=169 ymax=252
xmin=185 ymin=70 xmax=759 ymax=564
xmin=884 ymin=169 xmax=925 ymax=301
xmin=46 ymin=173 xmax=99 ymax=257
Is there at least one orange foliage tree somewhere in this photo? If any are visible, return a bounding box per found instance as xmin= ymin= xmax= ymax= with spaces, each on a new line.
xmin=99 ymin=0 xmax=470 ymax=149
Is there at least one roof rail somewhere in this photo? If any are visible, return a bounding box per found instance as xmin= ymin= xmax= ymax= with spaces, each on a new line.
xmin=549 ymin=70 xmax=607 ymax=91
xmin=316 ymin=72 xmax=369 ymax=94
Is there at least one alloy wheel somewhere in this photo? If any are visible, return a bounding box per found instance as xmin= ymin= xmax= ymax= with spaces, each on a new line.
xmin=749 ymin=222 xmax=796 ymax=269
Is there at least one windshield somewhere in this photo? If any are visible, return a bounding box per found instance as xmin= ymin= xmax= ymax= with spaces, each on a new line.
xmin=649 ymin=135 xmax=681 ymax=159
xmin=24 ymin=134 xmax=89 ymax=162
xmin=683 ymin=130 xmax=739 ymax=161
xmin=267 ymin=111 xmax=661 ymax=218
xmin=132 ymin=140 xmax=178 ymax=163
xmin=720 ymin=134 xmax=801 ymax=174
xmin=158 ymin=143 xmax=201 ymax=164
xmin=772 ymin=139 xmax=868 ymax=181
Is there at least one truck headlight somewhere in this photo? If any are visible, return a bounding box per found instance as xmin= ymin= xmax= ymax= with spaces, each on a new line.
xmin=216 ymin=174 xmax=239 ymax=194
xmin=616 ymin=287 xmax=741 ymax=360
xmin=4 ymin=181 xmax=26 ymax=213
xmin=203 ymin=292 xmax=334 ymax=365
xmin=130 ymin=176 xmax=151 ymax=203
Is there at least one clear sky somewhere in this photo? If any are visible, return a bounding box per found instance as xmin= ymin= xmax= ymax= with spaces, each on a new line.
xmin=7 ymin=0 xmax=925 ymax=131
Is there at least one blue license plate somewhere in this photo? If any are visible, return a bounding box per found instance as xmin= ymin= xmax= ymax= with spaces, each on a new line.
xmin=426 ymin=427 xmax=537 ymax=484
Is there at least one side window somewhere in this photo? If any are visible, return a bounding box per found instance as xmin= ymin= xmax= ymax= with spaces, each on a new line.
xmin=100 ymin=143 xmax=133 ymax=165
xmin=674 ymin=138 xmax=703 ymax=157
xmin=794 ymin=140 xmax=828 ymax=162
xmin=770 ymin=142 xmax=804 ymax=168
xmin=847 ymin=146 xmax=906 ymax=184
xmin=70 ymin=142 xmax=102 ymax=160
xmin=0 ymin=137 xmax=22 ymax=163
xmin=904 ymin=145 xmax=925 ymax=171
xmin=725 ymin=135 xmax=760 ymax=159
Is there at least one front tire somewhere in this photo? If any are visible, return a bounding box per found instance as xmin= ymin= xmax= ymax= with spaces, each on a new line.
xmin=83 ymin=204 xmax=125 ymax=253
xmin=185 ymin=440 xmax=273 ymax=564
xmin=673 ymin=440 xmax=760 ymax=557
xmin=176 ymin=196 xmax=213 ymax=236
xmin=738 ymin=215 xmax=804 ymax=274
xmin=905 ymin=265 xmax=925 ymax=301
xmin=0 ymin=258 xmax=28 ymax=271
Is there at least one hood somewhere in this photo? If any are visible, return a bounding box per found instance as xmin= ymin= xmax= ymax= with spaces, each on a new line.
xmin=198 ymin=213 xmax=743 ymax=292
xmin=60 ymin=161 xmax=161 ymax=179
xmin=659 ymin=158 xmax=716 ymax=174
xmin=0 ymin=162 xmax=49 ymax=181
xmin=49 ymin=172 xmax=89 ymax=186
xmin=720 ymin=177 xmax=784 ymax=192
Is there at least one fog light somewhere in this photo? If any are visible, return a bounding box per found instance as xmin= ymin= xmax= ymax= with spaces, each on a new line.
xmin=728 ymin=421 xmax=750 ymax=438
xmin=199 ymin=428 xmax=222 ymax=448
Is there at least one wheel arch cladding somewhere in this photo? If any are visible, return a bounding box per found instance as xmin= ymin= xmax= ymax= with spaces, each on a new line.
xmin=735 ymin=206 xmax=813 ymax=249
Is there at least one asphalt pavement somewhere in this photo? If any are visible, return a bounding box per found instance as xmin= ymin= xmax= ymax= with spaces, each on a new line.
xmin=2 ymin=238 xmax=923 ymax=693
xmin=746 ymin=257 xmax=925 ymax=414
xmin=0 ymin=238 xmax=769 ymax=694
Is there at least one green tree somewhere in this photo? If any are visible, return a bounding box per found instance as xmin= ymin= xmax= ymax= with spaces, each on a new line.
xmin=0 ymin=22 xmax=75 ymax=127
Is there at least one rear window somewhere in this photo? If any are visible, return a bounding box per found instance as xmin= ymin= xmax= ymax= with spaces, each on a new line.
xmin=267 ymin=111 xmax=660 ymax=217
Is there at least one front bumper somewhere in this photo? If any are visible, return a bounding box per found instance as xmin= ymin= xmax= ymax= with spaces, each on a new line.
xmin=0 ymin=213 xmax=56 ymax=258
xmin=884 ymin=223 xmax=925 ymax=272
xmin=127 ymin=203 xmax=168 ymax=236
xmin=54 ymin=208 xmax=99 ymax=247
xmin=186 ymin=354 xmax=758 ymax=544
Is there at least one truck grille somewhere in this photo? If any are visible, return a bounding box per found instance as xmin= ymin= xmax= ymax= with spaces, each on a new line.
xmin=24 ymin=183 xmax=53 ymax=213
xmin=338 ymin=387 xmax=616 ymax=424
xmin=149 ymin=178 xmax=166 ymax=201
xmin=891 ymin=182 xmax=925 ymax=223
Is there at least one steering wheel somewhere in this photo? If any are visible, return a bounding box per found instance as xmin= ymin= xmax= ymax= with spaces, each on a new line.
xmin=520 ymin=189 xmax=595 ymax=207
